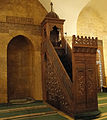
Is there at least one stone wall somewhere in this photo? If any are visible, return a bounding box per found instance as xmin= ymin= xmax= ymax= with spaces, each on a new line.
xmin=0 ymin=0 xmax=47 ymax=103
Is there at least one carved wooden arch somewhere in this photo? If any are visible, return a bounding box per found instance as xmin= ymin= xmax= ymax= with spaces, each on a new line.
xmin=49 ymin=24 xmax=62 ymax=32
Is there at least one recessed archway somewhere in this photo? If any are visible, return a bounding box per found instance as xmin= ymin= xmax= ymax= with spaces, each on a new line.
xmin=7 ymin=35 xmax=34 ymax=101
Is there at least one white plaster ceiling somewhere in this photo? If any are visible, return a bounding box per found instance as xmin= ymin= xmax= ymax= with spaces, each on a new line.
xmin=39 ymin=0 xmax=90 ymax=36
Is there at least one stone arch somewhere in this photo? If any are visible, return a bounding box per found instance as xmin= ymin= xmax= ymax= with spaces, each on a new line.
xmin=7 ymin=35 xmax=35 ymax=101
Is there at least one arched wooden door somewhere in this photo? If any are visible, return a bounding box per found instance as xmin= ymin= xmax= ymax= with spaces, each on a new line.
xmin=7 ymin=35 xmax=34 ymax=101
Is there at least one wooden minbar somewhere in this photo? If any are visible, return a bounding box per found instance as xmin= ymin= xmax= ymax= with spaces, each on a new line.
xmin=41 ymin=3 xmax=99 ymax=118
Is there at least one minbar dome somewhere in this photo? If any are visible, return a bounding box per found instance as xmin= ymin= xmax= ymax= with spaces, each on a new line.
xmin=45 ymin=11 xmax=59 ymax=19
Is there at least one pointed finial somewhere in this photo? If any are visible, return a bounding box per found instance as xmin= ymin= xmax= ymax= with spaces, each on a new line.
xmin=50 ymin=2 xmax=53 ymax=12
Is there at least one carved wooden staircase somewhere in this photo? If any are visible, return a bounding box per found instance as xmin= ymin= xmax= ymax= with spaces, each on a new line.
xmin=42 ymin=36 xmax=99 ymax=118
xmin=41 ymin=9 xmax=99 ymax=117
xmin=42 ymin=39 xmax=73 ymax=114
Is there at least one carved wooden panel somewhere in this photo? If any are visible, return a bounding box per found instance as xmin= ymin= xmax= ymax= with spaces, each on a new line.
xmin=72 ymin=35 xmax=97 ymax=47
xmin=76 ymin=63 xmax=86 ymax=105
xmin=73 ymin=55 xmax=98 ymax=112
xmin=86 ymin=65 xmax=96 ymax=101
xmin=45 ymin=56 xmax=72 ymax=114
xmin=85 ymin=56 xmax=98 ymax=109
xmin=46 ymin=41 xmax=73 ymax=99
xmin=73 ymin=47 xmax=96 ymax=54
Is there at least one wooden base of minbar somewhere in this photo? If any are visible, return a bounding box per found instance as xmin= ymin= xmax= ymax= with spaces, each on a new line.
xmin=74 ymin=110 xmax=101 ymax=119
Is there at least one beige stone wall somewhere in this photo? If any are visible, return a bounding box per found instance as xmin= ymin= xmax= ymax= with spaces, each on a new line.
xmin=77 ymin=1 xmax=107 ymax=86
xmin=0 ymin=0 xmax=47 ymax=24
xmin=0 ymin=0 xmax=47 ymax=103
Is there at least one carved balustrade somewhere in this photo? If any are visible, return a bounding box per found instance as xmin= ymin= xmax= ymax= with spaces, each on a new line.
xmin=42 ymin=40 xmax=73 ymax=115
